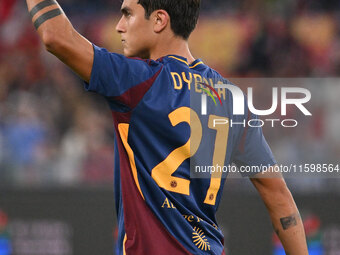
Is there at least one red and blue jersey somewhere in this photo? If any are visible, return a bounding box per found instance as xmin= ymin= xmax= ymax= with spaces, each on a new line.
xmin=84 ymin=45 xmax=276 ymax=255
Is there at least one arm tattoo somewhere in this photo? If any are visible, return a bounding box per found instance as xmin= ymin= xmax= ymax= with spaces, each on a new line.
xmin=280 ymin=213 xmax=298 ymax=230
xmin=33 ymin=8 xmax=62 ymax=30
xmin=29 ymin=0 xmax=62 ymax=30
xmin=29 ymin=0 xmax=57 ymax=18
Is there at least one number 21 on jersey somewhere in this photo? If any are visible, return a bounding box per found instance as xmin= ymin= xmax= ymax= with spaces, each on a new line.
xmin=151 ymin=107 xmax=229 ymax=206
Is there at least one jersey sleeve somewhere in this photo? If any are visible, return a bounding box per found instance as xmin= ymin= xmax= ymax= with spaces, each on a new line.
xmin=232 ymin=113 xmax=277 ymax=177
xmin=84 ymin=44 xmax=161 ymax=107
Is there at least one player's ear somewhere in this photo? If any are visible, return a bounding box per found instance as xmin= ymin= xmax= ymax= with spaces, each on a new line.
xmin=153 ymin=10 xmax=169 ymax=33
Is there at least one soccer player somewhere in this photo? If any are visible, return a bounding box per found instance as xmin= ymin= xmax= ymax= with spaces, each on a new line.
xmin=25 ymin=0 xmax=308 ymax=254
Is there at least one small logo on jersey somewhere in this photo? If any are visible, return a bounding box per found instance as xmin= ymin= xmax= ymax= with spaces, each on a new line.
xmin=192 ymin=226 xmax=211 ymax=251
xmin=199 ymin=82 xmax=223 ymax=107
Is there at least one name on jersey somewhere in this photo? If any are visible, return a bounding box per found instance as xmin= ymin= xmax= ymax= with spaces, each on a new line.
xmin=171 ymin=72 xmax=226 ymax=101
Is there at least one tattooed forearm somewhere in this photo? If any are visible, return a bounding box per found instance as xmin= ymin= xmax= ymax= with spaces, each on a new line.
xmin=280 ymin=213 xmax=299 ymax=230
xmin=33 ymin=9 xmax=62 ymax=29
xmin=29 ymin=0 xmax=62 ymax=30
xmin=29 ymin=0 xmax=57 ymax=17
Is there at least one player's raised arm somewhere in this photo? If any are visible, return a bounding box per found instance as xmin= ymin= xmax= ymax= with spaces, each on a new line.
xmin=250 ymin=169 xmax=308 ymax=255
xmin=26 ymin=0 xmax=94 ymax=82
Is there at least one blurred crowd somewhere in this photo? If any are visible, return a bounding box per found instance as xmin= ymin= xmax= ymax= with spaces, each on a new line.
xmin=0 ymin=0 xmax=339 ymax=189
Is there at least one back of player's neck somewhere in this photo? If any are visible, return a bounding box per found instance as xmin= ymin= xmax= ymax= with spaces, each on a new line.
xmin=150 ymin=41 xmax=194 ymax=63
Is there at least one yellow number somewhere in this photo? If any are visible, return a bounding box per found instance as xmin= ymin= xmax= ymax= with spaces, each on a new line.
xmin=203 ymin=115 xmax=229 ymax=205
xmin=151 ymin=108 xmax=229 ymax=206
xmin=151 ymin=107 xmax=202 ymax=195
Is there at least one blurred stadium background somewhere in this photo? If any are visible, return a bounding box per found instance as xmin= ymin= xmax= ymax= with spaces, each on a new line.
xmin=0 ymin=0 xmax=339 ymax=254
